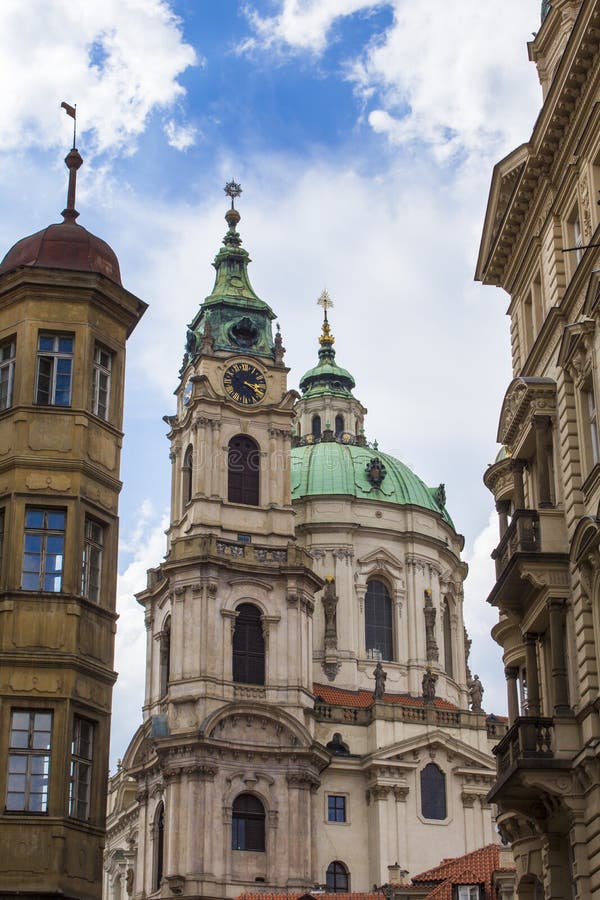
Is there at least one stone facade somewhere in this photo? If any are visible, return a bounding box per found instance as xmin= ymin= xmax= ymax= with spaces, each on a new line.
xmin=476 ymin=1 xmax=600 ymax=896
xmin=0 ymin=149 xmax=145 ymax=899
xmin=104 ymin=201 xmax=502 ymax=899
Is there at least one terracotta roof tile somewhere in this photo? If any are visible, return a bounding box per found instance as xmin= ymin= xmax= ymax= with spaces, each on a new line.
xmin=313 ymin=683 xmax=459 ymax=711
xmin=237 ymin=893 xmax=382 ymax=900
xmin=413 ymin=844 xmax=513 ymax=898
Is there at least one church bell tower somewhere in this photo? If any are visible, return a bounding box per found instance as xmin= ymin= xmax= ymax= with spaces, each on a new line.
xmin=129 ymin=186 xmax=325 ymax=898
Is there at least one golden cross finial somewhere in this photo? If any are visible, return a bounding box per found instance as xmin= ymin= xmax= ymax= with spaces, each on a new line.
xmin=317 ymin=289 xmax=334 ymax=318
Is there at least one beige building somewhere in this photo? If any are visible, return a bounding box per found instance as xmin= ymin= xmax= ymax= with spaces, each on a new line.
xmin=0 ymin=146 xmax=145 ymax=900
xmin=104 ymin=194 xmax=504 ymax=899
xmin=476 ymin=0 xmax=600 ymax=896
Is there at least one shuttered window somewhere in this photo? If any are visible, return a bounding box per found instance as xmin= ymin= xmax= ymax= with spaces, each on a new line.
xmin=232 ymin=793 xmax=265 ymax=851
xmin=365 ymin=579 xmax=393 ymax=661
xmin=420 ymin=763 xmax=447 ymax=820
xmin=228 ymin=436 xmax=260 ymax=506
xmin=233 ymin=603 xmax=265 ymax=685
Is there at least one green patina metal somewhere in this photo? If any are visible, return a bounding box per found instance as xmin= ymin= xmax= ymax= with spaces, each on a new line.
xmin=182 ymin=206 xmax=275 ymax=371
xmin=298 ymin=308 xmax=356 ymax=399
xmin=291 ymin=442 xmax=454 ymax=527
xmin=541 ymin=0 xmax=551 ymax=23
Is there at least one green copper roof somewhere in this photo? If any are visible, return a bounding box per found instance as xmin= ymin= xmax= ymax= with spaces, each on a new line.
xmin=541 ymin=0 xmax=551 ymax=23
xmin=181 ymin=202 xmax=275 ymax=371
xmin=291 ymin=442 xmax=454 ymax=527
xmin=299 ymin=308 xmax=356 ymax=399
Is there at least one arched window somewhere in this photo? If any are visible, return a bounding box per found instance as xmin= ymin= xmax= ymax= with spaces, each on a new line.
xmin=233 ymin=603 xmax=265 ymax=685
xmin=365 ymin=579 xmax=393 ymax=661
xmin=232 ymin=793 xmax=265 ymax=851
xmin=443 ymin=600 xmax=453 ymax=678
xmin=153 ymin=802 xmax=165 ymax=890
xmin=228 ymin=435 xmax=260 ymax=506
xmin=159 ymin=617 xmax=171 ymax=697
xmin=334 ymin=414 xmax=344 ymax=436
xmin=312 ymin=415 xmax=322 ymax=439
xmin=420 ymin=762 xmax=446 ymax=820
xmin=326 ymin=861 xmax=349 ymax=892
xmin=182 ymin=445 xmax=193 ymax=505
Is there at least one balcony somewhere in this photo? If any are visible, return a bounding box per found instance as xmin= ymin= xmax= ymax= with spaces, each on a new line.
xmin=493 ymin=716 xmax=554 ymax=775
xmin=488 ymin=716 xmax=575 ymax=811
xmin=492 ymin=510 xmax=539 ymax=578
xmin=487 ymin=508 xmax=569 ymax=613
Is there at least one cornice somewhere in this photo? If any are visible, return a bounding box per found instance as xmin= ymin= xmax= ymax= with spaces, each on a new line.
xmin=478 ymin=3 xmax=600 ymax=288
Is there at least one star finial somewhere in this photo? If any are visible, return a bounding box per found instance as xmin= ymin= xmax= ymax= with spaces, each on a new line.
xmin=224 ymin=180 xmax=242 ymax=209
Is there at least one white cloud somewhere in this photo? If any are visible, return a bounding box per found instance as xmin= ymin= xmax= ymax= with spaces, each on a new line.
xmin=240 ymin=0 xmax=381 ymax=55
xmin=110 ymin=502 xmax=169 ymax=769
xmin=243 ymin=0 xmax=541 ymax=162
xmin=0 ymin=0 xmax=197 ymax=156
xmin=164 ymin=119 xmax=198 ymax=151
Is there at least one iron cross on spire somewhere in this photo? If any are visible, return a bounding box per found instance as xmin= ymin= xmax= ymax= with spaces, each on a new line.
xmin=224 ymin=180 xmax=242 ymax=209
xmin=317 ymin=289 xmax=334 ymax=322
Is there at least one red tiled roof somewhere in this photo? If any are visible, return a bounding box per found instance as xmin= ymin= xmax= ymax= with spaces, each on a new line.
xmin=313 ymin=683 xmax=459 ymax=711
xmin=237 ymin=894 xmax=382 ymax=900
xmin=412 ymin=844 xmax=513 ymax=900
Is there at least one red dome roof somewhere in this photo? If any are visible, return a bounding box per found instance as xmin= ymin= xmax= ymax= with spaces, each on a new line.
xmin=0 ymin=219 xmax=122 ymax=285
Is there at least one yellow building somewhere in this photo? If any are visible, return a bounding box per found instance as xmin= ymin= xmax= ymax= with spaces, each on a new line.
xmin=476 ymin=0 xmax=600 ymax=895
xmin=0 ymin=145 xmax=145 ymax=899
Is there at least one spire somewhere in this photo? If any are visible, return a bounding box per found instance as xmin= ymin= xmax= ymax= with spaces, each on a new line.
xmin=317 ymin=289 xmax=335 ymax=361
xmin=61 ymin=147 xmax=83 ymax=223
xmin=180 ymin=183 xmax=276 ymax=371
xmin=298 ymin=291 xmax=356 ymax=398
xmin=61 ymin=101 xmax=81 ymax=223
xmin=223 ymin=180 xmax=243 ymax=248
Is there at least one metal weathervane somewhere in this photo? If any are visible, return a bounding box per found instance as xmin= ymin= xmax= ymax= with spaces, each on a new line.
xmin=224 ymin=180 xmax=242 ymax=209
xmin=61 ymin=101 xmax=77 ymax=148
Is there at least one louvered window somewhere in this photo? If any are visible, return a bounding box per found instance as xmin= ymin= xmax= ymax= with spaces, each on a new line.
xmin=154 ymin=802 xmax=165 ymax=890
xmin=365 ymin=579 xmax=393 ymax=661
xmin=420 ymin=762 xmax=446 ymax=820
xmin=233 ymin=603 xmax=265 ymax=685
xmin=232 ymin=793 xmax=265 ymax=851
xmin=228 ymin=435 xmax=260 ymax=506
xmin=443 ymin=600 xmax=453 ymax=678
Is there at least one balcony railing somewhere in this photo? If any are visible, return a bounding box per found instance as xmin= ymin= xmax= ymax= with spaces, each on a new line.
xmin=493 ymin=716 xmax=554 ymax=774
xmin=492 ymin=510 xmax=539 ymax=578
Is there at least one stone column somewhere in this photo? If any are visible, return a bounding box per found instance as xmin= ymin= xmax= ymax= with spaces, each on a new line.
xmin=496 ymin=500 xmax=510 ymax=538
xmin=524 ymin=633 xmax=541 ymax=716
xmin=534 ymin=416 xmax=553 ymax=507
xmin=511 ymin=459 xmax=526 ymax=510
xmin=461 ymin=792 xmax=476 ymax=852
xmin=547 ymin=598 xmax=570 ymax=715
xmin=505 ymin=667 xmax=520 ymax=724
xmin=368 ymin=786 xmax=391 ymax=888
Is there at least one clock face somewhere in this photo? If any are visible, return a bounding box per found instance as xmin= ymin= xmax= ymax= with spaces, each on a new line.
xmin=223 ymin=362 xmax=267 ymax=405
xmin=182 ymin=379 xmax=193 ymax=406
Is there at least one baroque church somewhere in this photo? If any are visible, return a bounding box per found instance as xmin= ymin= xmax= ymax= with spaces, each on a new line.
xmin=103 ymin=191 xmax=503 ymax=898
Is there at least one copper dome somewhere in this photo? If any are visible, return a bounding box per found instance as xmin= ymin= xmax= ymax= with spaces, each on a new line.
xmin=0 ymin=219 xmax=122 ymax=286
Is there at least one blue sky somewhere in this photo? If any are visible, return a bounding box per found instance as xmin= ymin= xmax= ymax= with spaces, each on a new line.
xmin=0 ymin=0 xmax=544 ymax=765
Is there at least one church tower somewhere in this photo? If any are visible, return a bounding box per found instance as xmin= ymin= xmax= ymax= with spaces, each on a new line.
xmin=127 ymin=187 xmax=325 ymax=898
xmin=0 ymin=141 xmax=145 ymax=900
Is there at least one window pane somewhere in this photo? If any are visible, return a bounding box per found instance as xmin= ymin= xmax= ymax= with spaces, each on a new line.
xmin=58 ymin=337 xmax=73 ymax=353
